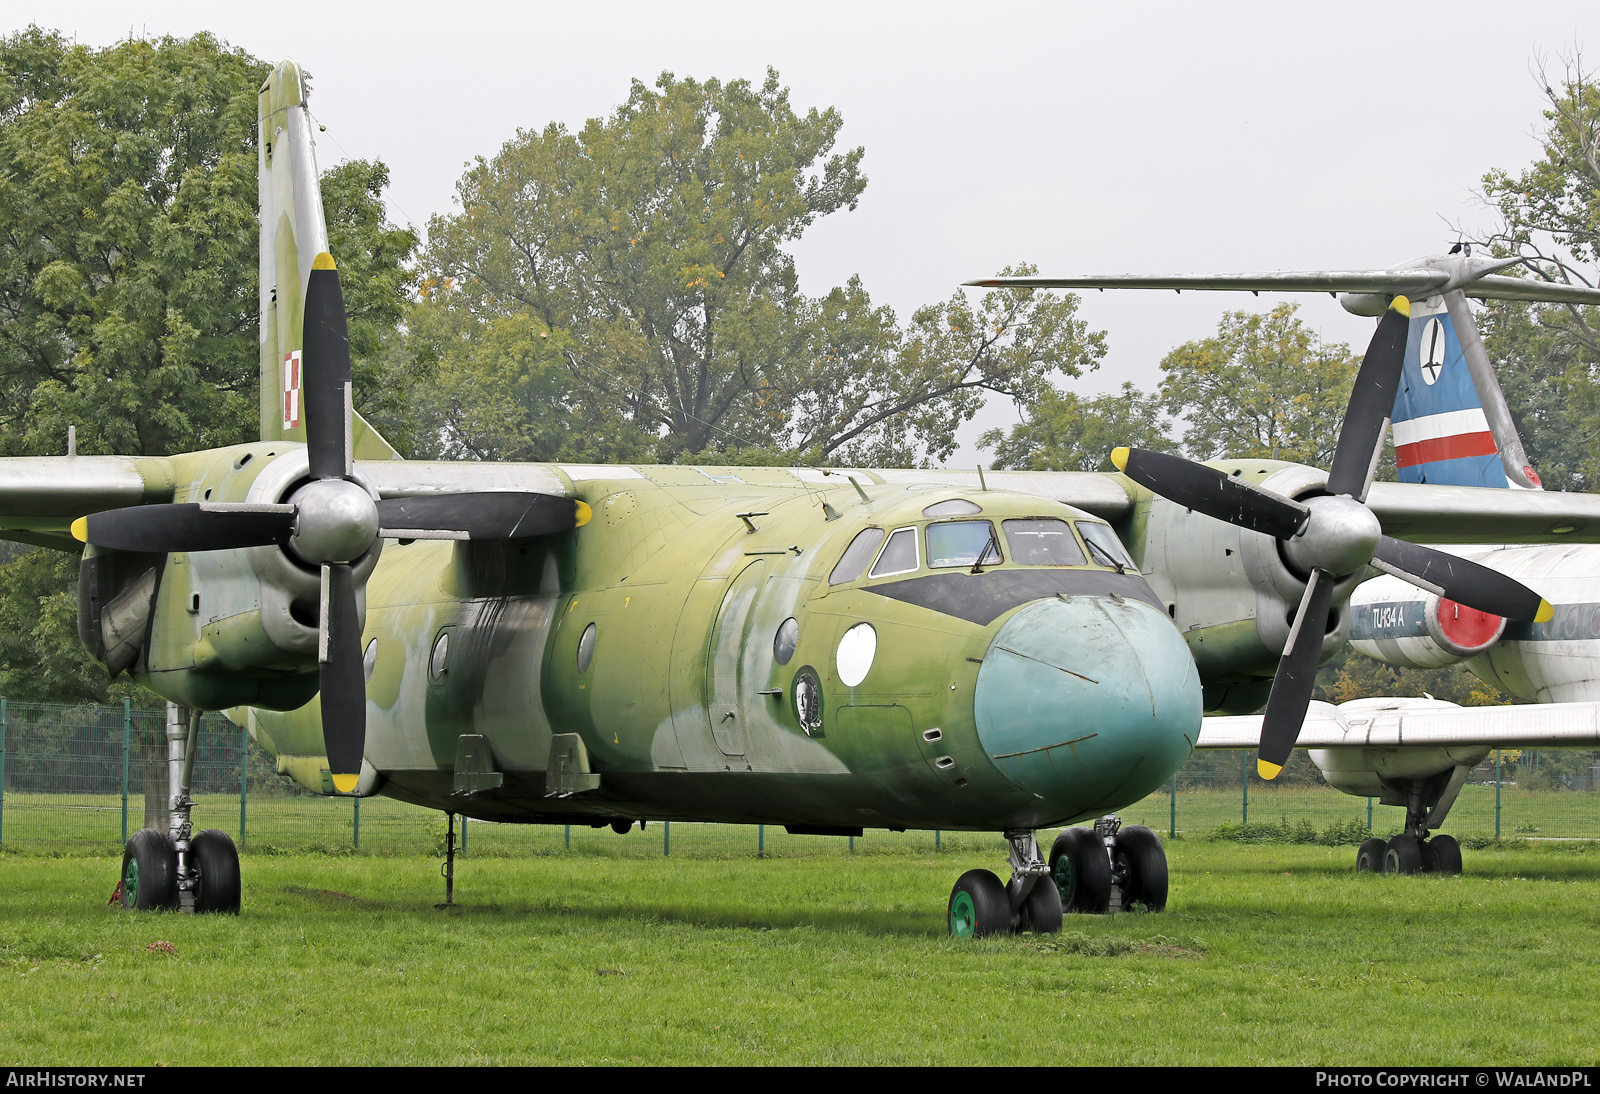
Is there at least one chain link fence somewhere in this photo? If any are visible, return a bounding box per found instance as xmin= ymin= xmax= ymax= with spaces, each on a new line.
xmin=1 ymin=700 xmax=1595 ymax=856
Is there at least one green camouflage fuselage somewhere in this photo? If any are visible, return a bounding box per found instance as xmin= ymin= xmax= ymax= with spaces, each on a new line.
xmin=184 ymin=451 xmax=1205 ymax=832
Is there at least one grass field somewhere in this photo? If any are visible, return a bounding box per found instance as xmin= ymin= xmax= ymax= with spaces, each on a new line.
xmin=2 ymin=833 xmax=1599 ymax=1065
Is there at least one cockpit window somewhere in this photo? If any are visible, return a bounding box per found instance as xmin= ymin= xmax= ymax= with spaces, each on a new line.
xmin=926 ymin=520 xmax=1000 ymax=568
xmin=869 ymin=527 xmax=920 ymax=577
xmin=1077 ymin=521 xmax=1136 ymax=571
xmin=1002 ymin=519 xmax=1087 ymax=566
xmin=829 ymin=527 xmax=886 ymax=585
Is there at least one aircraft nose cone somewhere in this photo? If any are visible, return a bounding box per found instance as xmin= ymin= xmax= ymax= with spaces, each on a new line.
xmin=973 ymin=596 xmax=1200 ymax=816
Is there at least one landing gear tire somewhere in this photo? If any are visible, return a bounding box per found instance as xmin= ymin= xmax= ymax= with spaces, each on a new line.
xmin=1048 ymin=827 xmax=1111 ymax=914
xmin=1355 ymin=837 xmax=1387 ymax=872
xmin=1384 ymin=834 xmax=1423 ymax=875
xmin=1110 ymin=825 xmax=1168 ymax=911
xmin=1427 ymin=834 xmax=1462 ymax=876
xmin=190 ymin=829 xmax=241 ymax=914
xmin=948 ymin=869 xmax=1010 ymax=938
xmin=119 ymin=829 xmax=177 ymax=911
xmin=1018 ymin=877 xmax=1064 ymax=934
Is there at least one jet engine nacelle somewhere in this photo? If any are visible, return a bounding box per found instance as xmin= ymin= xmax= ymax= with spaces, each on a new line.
xmin=76 ymin=443 xmax=380 ymax=710
xmin=1135 ymin=461 xmax=1359 ymax=713
xmin=1348 ymin=573 xmax=1506 ymax=670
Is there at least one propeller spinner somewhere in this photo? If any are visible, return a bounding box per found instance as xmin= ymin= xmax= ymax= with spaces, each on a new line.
xmin=72 ymin=252 xmax=588 ymax=794
xmin=1111 ymin=297 xmax=1553 ymax=779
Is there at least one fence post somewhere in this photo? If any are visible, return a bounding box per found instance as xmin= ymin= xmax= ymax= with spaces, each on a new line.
xmin=664 ymin=820 xmax=671 ymax=857
xmin=460 ymin=815 xmax=468 ymax=852
xmin=353 ymin=795 xmax=360 ymax=850
xmin=1241 ymin=751 xmax=1249 ymax=826
xmin=121 ymin=699 xmax=131 ymax=845
xmin=1170 ymin=772 xmax=1177 ymax=838
xmin=1495 ymin=750 xmax=1503 ymax=838
xmin=757 ymin=823 xmax=763 ymax=857
xmin=239 ymin=719 xmax=248 ymax=851
xmin=935 ymin=829 xmax=941 ymax=851
xmin=564 ymin=823 xmax=570 ymax=849
xmin=1367 ymin=797 xmax=1372 ymax=832
xmin=0 ymin=697 xmax=6 ymax=849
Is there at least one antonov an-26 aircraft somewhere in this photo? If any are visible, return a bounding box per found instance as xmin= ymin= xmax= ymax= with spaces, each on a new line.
xmin=7 ymin=60 xmax=1600 ymax=936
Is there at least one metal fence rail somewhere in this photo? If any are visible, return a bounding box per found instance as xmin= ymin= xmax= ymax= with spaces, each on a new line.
xmin=1 ymin=700 xmax=1595 ymax=855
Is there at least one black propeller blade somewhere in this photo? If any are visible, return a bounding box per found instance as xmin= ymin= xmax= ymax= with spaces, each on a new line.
xmin=376 ymin=492 xmax=589 ymax=539
xmin=72 ymin=503 xmax=295 ymax=553
xmin=1112 ymin=448 xmax=1308 ymax=539
xmin=1109 ymin=296 xmax=1553 ymax=779
xmin=320 ymin=563 xmax=365 ymax=795
xmin=303 ymin=253 xmax=352 ymax=481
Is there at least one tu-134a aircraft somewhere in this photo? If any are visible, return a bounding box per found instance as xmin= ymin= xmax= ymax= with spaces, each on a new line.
xmin=8 ymin=61 xmax=1600 ymax=936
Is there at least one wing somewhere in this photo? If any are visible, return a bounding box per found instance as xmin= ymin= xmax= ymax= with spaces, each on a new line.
xmin=1199 ymin=698 xmax=1600 ymax=750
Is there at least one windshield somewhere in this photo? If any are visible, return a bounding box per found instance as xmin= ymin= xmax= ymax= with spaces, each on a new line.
xmin=926 ymin=521 xmax=1000 ymax=568
xmin=1002 ymin=519 xmax=1087 ymax=566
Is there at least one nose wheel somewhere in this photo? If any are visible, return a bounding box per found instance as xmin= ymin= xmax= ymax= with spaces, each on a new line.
xmin=1047 ymin=817 xmax=1168 ymax=914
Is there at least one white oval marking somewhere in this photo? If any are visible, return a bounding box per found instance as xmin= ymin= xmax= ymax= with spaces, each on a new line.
xmin=1419 ymin=317 xmax=1447 ymax=384
xmin=836 ymin=623 xmax=877 ymax=687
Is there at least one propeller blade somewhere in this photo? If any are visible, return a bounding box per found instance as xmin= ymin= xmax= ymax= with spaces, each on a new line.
xmin=318 ymin=562 xmax=366 ymax=794
xmin=1325 ymin=299 xmax=1411 ymax=500
xmin=1257 ymin=569 xmax=1334 ymax=779
xmin=1111 ymin=447 xmax=1308 ymax=539
xmin=1373 ymin=537 xmax=1554 ymax=623
xmin=376 ymin=492 xmax=592 ymax=540
xmin=72 ymin=503 xmax=295 ymax=553
xmin=303 ymin=252 xmax=353 ymax=481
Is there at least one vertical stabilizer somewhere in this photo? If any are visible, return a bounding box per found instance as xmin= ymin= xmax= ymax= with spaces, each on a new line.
xmin=257 ymin=62 xmax=399 ymax=459
xmin=1390 ymin=293 xmax=1539 ymax=490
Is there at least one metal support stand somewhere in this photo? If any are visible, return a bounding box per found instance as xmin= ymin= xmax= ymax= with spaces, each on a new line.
xmin=1003 ymin=829 xmax=1050 ymax=912
xmin=167 ymin=703 xmax=199 ymax=914
xmin=437 ymin=812 xmax=457 ymax=909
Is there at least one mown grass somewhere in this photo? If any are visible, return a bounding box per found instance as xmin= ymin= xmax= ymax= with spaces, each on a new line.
xmin=2 ymin=838 xmax=1599 ymax=1065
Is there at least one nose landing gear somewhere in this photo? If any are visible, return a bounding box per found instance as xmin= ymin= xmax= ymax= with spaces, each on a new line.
xmin=947 ymin=817 xmax=1170 ymax=936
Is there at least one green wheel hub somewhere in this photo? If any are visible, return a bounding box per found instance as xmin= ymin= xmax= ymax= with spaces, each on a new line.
xmin=1053 ymin=857 xmax=1075 ymax=903
xmin=949 ymin=891 xmax=977 ymax=938
xmin=123 ymin=857 xmax=139 ymax=908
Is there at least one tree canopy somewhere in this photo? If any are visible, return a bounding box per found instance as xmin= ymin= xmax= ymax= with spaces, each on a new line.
xmin=421 ymin=69 xmax=1102 ymax=466
xmin=1477 ymin=54 xmax=1600 ymax=491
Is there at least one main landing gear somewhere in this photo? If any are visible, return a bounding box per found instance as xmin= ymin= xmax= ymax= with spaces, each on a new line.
xmin=1353 ymin=768 xmax=1467 ymax=877
xmin=114 ymin=704 xmax=241 ymax=915
xmin=947 ymin=816 xmax=1169 ymax=937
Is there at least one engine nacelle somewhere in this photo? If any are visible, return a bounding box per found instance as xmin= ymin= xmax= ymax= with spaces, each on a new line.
xmin=76 ymin=442 xmax=381 ymax=711
xmin=1133 ymin=460 xmax=1360 ymax=712
xmin=1348 ymin=573 xmax=1506 ymax=670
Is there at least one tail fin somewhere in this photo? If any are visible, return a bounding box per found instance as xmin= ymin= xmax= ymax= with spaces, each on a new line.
xmin=257 ymin=61 xmax=399 ymax=460
xmin=1390 ymin=291 xmax=1539 ymax=489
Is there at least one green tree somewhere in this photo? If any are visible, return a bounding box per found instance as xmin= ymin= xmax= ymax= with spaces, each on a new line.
xmin=980 ymin=382 xmax=1176 ymax=471
xmin=1476 ymin=54 xmax=1600 ymax=490
xmin=422 ymin=70 xmax=1102 ymax=465
xmin=1158 ymin=303 xmax=1359 ymax=465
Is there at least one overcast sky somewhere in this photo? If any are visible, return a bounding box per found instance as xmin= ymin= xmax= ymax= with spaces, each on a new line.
xmin=22 ymin=2 xmax=1600 ymax=464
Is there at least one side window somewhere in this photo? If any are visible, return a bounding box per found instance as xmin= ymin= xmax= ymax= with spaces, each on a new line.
xmin=1077 ymin=521 xmax=1136 ymax=571
xmin=829 ymin=527 xmax=886 ymax=585
xmin=1003 ymin=518 xmax=1086 ymax=566
xmin=868 ymin=527 xmax=919 ymax=578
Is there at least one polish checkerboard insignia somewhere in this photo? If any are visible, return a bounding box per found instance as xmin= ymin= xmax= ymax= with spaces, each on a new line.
xmin=282 ymin=350 xmax=302 ymax=429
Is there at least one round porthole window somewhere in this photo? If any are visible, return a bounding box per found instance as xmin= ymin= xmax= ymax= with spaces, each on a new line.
xmin=577 ymin=622 xmax=597 ymax=673
xmin=429 ymin=630 xmax=450 ymax=683
xmin=774 ymin=617 xmax=799 ymax=665
xmin=836 ymin=622 xmax=877 ymax=687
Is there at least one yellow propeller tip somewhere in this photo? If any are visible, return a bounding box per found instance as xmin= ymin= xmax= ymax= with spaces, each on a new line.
xmin=1391 ymin=295 xmax=1411 ymax=318
xmin=1110 ymin=447 xmax=1130 ymax=471
xmin=70 ymin=516 xmax=88 ymax=543
xmin=1536 ymin=599 xmax=1554 ymax=623
xmin=312 ymin=251 xmax=337 ymax=271
xmin=1257 ymin=759 xmax=1283 ymax=780
xmin=574 ymin=500 xmax=592 ymax=528
xmin=331 ymin=772 xmax=358 ymax=794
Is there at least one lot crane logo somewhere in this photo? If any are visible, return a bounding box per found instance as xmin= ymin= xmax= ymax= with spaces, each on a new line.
xmin=1419 ymin=317 xmax=1447 ymax=384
